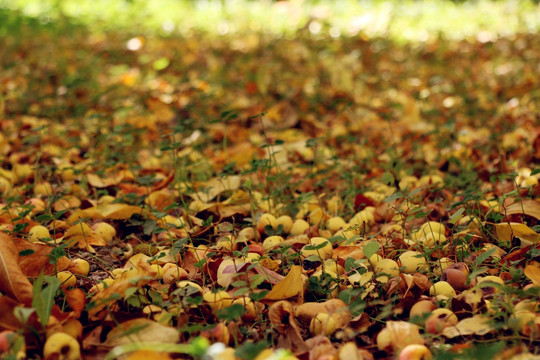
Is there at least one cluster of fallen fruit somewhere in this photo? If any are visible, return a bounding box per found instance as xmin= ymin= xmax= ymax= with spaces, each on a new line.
xmin=1 ymin=175 xmax=539 ymax=359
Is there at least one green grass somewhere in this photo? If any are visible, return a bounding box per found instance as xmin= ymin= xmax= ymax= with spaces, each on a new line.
xmin=0 ymin=0 xmax=539 ymax=41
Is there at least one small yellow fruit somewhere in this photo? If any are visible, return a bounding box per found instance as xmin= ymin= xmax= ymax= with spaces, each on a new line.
xmin=62 ymin=319 xmax=83 ymax=340
xmin=301 ymin=237 xmax=333 ymax=260
xmin=43 ymin=332 xmax=81 ymax=360
xmin=309 ymin=313 xmax=338 ymax=336
xmin=420 ymin=221 xmax=445 ymax=237
xmin=203 ymin=290 xmax=233 ymax=314
xmin=29 ymin=225 xmax=51 ymax=243
xmin=56 ymin=271 xmax=76 ymax=288
xmin=262 ymin=235 xmax=284 ymax=250
xmin=92 ymin=222 xmax=116 ymax=244
xmin=326 ymin=216 xmax=347 ymax=233
xmin=68 ymin=259 xmax=90 ymax=276
xmin=429 ymin=281 xmax=456 ymax=299
xmin=289 ymin=219 xmax=310 ymax=236
xmin=257 ymin=213 xmax=278 ymax=234
xmin=399 ymin=251 xmax=427 ymax=274
xmin=276 ymin=215 xmax=294 ymax=234
xmin=374 ymin=259 xmax=400 ymax=282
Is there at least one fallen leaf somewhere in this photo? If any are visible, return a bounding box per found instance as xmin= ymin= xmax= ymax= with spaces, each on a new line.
xmin=493 ymin=223 xmax=540 ymax=243
xmin=106 ymin=318 xmax=180 ymax=346
xmin=191 ymin=176 xmax=241 ymax=203
xmin=442 ymin=315 xmax=494 ymax=338
xmin=268 ymin=301 xmax=308 ymax=355
xmin=0 ymin=233 xmax=34 ymax=305
xmin=504 ymin=200 xmax=540 ymax=219
xmin=524 ymin=261 xmax=540 ymax=286
xmin=16 ymin=240 xmax=71 ymax=277
xmin=264 ymin=265 xmax=304 ymax=301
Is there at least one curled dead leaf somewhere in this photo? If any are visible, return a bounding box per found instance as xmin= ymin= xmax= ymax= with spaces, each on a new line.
xmin=442 ymin=315 xmax=493 ymax=338
xmin=0 ymin=233 xmax=34 ymax=305
xmin=264 ymin=265 xmax=304 ymax=301
xmin=106 ymin=318 xmax=179 ymax=346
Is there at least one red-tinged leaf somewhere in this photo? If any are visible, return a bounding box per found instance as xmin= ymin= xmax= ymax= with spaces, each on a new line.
xmin=354 ymin=194 xmax=376 ymax=212
xmin=0 ymin=233 xmax=34 ymax=305
xmin=0 ymin=296 xmax=26 ymax=331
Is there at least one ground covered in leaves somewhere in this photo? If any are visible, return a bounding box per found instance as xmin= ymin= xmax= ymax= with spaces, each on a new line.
xmin=0 ymin=9 xmax=540 ymax=360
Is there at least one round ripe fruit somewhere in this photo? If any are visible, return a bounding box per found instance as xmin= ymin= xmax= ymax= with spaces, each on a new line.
xmin=177 ymin=281 xmax=203 ymax=294
xmin=409 ymin=300 xmax=436 ymax=323
xmin=369 ymin=253 xmax=383 ymax=267
xmin=29 ymin=225 xmax=51 ymax=243
xmin=257 ymin=213 xmax=277 ymax=234
xmin=309 ymin=313 xmax=338 ymax=336
xmin=308 ymin=237 xmax=333 ymax=259
xmin=43 ymin=332 xmax=80 ymax=360
xmin=290 ymin=219 xmax=310 ymax=236
xmin=421 ymin=222 xmax=445 ymax=237
xmin=429 ymin=281 xmax=456 ymax=299
xmin=216 ymin=235 xmax=235 ymax=252
xmin=326 ymin=216 xmax=347 ymax=233
xmin=476 ymin=275 xmax=504 ymax=294
xmin=203 ymin=290 xmax=233 ymax=314
xmin=441 ymin=268 xmax=468 ymax=291
xmin=150 ymin=264 xmax=164 ymax=279
xmin=68 ymin=259 xmax=90 ymax=276
xmin=162 ymin=266 xmax=188 ymax=284
xmin=374 ymin=259 xmax=400 ymax=282
xmin=56 ymin=271 xmax=76 ymax=288
xmin=399 ymin=251 xmax=427 ymax=274
xmin=92 ymin=222 xmax=116 ymax=244
xmin=276 ymin=215 xmax=293 ymax=234
xmin=62 ymin=319 xmax=83 ymax=340
xmin=231 ymin=297 xmax=262 ymax=322
xmin=433 ymin=257 xmax=453 ymax=276
xmin=425 ymin=309 xmax=458 ymax=334
xmin=262 ymin=235 xmax=284 ymax=250
xmin=398 ymin=344 xmax=432 ymax=360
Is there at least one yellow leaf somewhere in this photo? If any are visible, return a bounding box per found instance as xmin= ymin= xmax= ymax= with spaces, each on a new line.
xmin=106 ymin=318 xmax=179 ymax=346
xmin=494 ymin=222 xmax=540 ymax=243
xmin=68 ymin=203 xmax=147 ymax=222
xmin=524 ymin=262 xmax=540 ymax=286
xmin=192 ymin=176 xmax=241 ymax=203
xmin=505 ymin=200 xmax=540 ymax=220
xmin=442 ymin=315 xmax=493 ymax=338
xmin=264 ymin=265 xmax=304 ymax=301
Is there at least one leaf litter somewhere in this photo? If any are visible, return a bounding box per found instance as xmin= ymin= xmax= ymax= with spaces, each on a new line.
xmin=0 ymin=10 xmax=539 ymax=360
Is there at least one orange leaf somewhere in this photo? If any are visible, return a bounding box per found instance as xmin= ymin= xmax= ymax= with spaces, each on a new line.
xmin=494 ymin=222 xmax=540 ymax=243
xmin=0 ymin=233 xmax=34 ymax=305
xmin=16 ymin=240 xmax=71 ymax=277
xmin=64 ymin=288 xmax=87 ymax=316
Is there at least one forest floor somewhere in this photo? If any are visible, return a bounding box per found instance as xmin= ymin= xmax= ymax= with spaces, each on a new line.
xmin=0 ymin=2 xmax=540 ymax=360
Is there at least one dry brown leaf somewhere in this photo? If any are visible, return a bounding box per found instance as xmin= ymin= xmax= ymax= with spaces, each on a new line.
xmin=0 ymin=296 xmax=27 ymax=331
xmin=125 ymin=350 xmax=173 ymax=360
xmin=106 ymin=318 xmax=180 ymax=346
xmin=0 ymin=233 xmax=34 ymax=305
xmin=494 ymin=222 xmax=540 ymax=243
xmin=268 ymin=301 xmax=308 ymax=355
xmin=504 ymin=200 xmax=540 ymax=219
xmin=524 ymin=261 xmax=540 ymax=286
xmin=442 ymin=315 xmax=494 ymax=338
xmin=264 ymin=265 xmax=304 ymax=301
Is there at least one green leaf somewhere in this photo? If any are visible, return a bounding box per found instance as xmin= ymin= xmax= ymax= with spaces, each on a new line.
xmin=531 ymin=168 xmax=540 ymax=176
xmin=363 ymin=241 xmax=380 ymax=260
xmin=449 ymin=208 xmax=465 ymax=225
xmin=381 ymin=171 xmax=395 ymax=186
xmin=18 ymin=249 xmax=35 ymax=257
xmin=32 ymin=275 xmax=60 ymax=327
xmin=216 ymin=304 xmax=244 ymax=321
xmin=153 ymin=57 xmax=170 ymax=70
xmin=235 ymin=341 xmax=268 ymax=360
